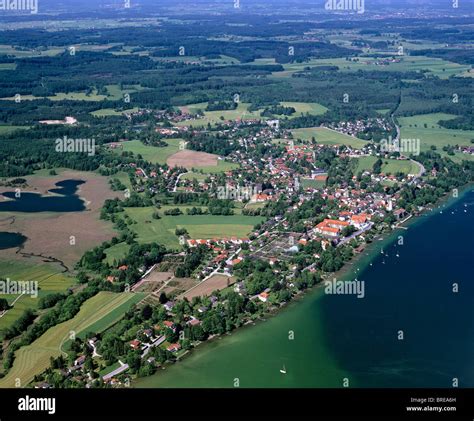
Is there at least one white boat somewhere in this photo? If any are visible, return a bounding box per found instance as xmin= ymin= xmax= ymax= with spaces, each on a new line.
xmin=280 ymin=365 xmax=287 ymax=374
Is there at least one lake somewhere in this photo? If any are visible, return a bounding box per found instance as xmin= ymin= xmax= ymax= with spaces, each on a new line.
xmin=0 ymin=179 xmax=86 ymax=213
xmin=0 ymin=179 xmax=86 ymax=250
xmin=0 ymin=232 xmax=27 ymax=250
xmin=135 ymin=188 xmax=474 ymax=388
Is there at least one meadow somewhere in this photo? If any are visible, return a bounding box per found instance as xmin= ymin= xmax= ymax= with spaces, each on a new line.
xmin=104 ymin=242 xmax=131 ymax=266
xmin=124 ymin=206 xmax=263 ymax=249
xmin=176 ymin=102 xmax=262 ymax=127
xmin=118 ymin=139 xmax=183 ymax=165
xmin=91 ymin=107 xmax=140 ymax=117
xmin=291 ymin=127 xmax=367 ymax=148
xmin=0 ymin=260 xmax=74 ymax=331
xmin=353 ymin=156 xmax=419 ymax=175
xmin=279 ymin=102 xmax=328 ymax=117
xmin=0 ymin=126 xmax=29 ymax=135
xmin=398 ymin=113 xmax=474 ymax=162
xmin=0 ymin=291 xmax=144 ymax=388
xmin=301 ymin=178 xmax=327 ymax=189
xmin=271 ymin=56 xmax=471 ymax=79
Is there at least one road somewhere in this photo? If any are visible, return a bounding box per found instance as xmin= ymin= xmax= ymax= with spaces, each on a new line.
xmin=172 ymin=171 xmax=188 ymax=192
xmin=392 ymin=112 xmax=426 ymax=182
xmin=410 ymin=159 xmax=426 ymax=179
xmin=141 ymin=335 xmax=166 ymax=359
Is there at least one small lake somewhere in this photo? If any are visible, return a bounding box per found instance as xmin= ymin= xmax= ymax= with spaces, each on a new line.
xmin=0 ymin=232 xmax=27 ymax=250
xmin=0 ymin=179 xmax=86 ymax=213
xmin=0 ymin=179 xmax=87 ymax=250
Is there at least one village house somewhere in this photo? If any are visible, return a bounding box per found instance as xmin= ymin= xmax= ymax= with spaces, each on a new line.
xmin=167 ymin=343 xmax=181 ymax=353
xmin=315 ymin=219 xmax=350 ymax=238
xmin=130 ymin=340 xmax=141 ymax=350
xmin=258 ymin=292 xmax=270 ymax=302
xmin=163 ymin=301 xmax=175 ymax=312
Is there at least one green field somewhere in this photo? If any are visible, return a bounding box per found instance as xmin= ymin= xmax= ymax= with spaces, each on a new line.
xmin=48 ymin=91 xmax=107 ymax=101
xmin=0 ymin=291 xmax=144 ymax=388
xmin=75 ymin=293 xmax=144 ymax=339
xmin=0 ymin=45 xmax=63 ymax=58
xmin=353 ymin=156 xmax=419 ymax=175
xmin=301 ymin=177 xmax=326 ymax=189
xmin=118 ymin=139 xmax=183 ymax=165
xmin=398 ymin=113 xmax=474 ymax=162
xmin=91 ymin=107 xmax=140 ymax=117
xmin=111 ymin=171 xmax=133 ymax=190
xmin=0 ymin=260 xmax=74 ymax=330
xmin=125 ymin=207 xmax=264 ymax=248
xmin=177 ymin=101 xmax=327 ymax=126
xmin=292 ymin=127 xmax=367 ymax=148
xmin=1 ymin=91 xmax=106 ymax=102
xmin=271 ymin=56 xmax=471 ymax=79
xmin=398 ymin=113 xmax=459 ymax=130
xmin=181 ymin=172 xmax=210 ymax=182
xmin=104 ymin=242 xmax=131 ymax=265
xmin=280 ymin=102 xmax=328 ymax=117
xmin=196 ymin=160 xmax=239 ymax=173
xmin=0 ymin=126 xmax=30 ymax=135
xmin=176 ymin=102 xmax=263 ymax=127
xmin=0 ymin=63 xmax=16 ymax=70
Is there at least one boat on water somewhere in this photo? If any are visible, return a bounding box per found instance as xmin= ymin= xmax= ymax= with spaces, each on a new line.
xmin=280 ymin=365 xmax=287 ymax=374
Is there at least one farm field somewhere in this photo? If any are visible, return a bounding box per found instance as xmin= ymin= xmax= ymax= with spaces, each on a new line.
xmin=280 ymin=102 xmax=328 ymax=117
xmin=0 ymin=126 xmax=29 ymax=134
xmin=398 ymin=113 xmax=458 ymax=129
xmin=2 ymin=85 xmax=144 ymax=103
xmin=167 ymin=150 xmax=218 ymax=169
xmin=1 ymin=91 xmax=107 ymax=102
xmin=398 ymin=113 xmax=474 ymax=161
xmin=292 ymin=127 xmax=367 ymax=148
xmin=103 ymin=242 xmax=131 ymax=265
xmin=91 ymin=107 xmax=140 ymax=117
xmin=124 ymin=207 xmax=263 ymax=248
xmin=353 ymin=156 xmax=419 ymax=175
xmin=0 ymin=44 xmax=63 ymax=58
xmin=195 ymin=160 xmax=239 ymax=173
xmin=180 ymin=274 xmax=236 ymax=300
xmin=111 ymin=171 xmax=132 ymax=190
xmin=0 ymin=291 xmax=144 ymax=388
xmin=118 ymin=139 xmax=183 ymax=165
xmin=176 ymin=102 xmax=263 ymax=127
xmin=272 ymin=56 xmax=471 ymax=79
xmin=167 ymin=150 xmax=239 ymax=173
xmin=181 ymin=172 xmax=209 ymax=182
xmin=0 ymin=260 xmax=74 ymax=331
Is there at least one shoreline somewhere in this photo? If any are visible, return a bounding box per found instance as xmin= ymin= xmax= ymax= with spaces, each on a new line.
xmin=133 ymin=184 xmax=474 ymax=387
